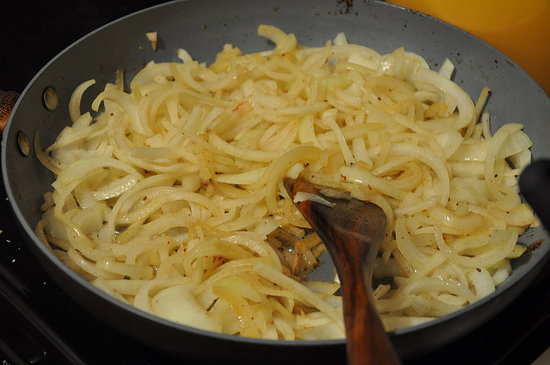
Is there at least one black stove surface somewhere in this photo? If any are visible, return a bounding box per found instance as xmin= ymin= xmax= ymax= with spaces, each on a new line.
xmin=1 ymin=1 xmax=549 ymax=364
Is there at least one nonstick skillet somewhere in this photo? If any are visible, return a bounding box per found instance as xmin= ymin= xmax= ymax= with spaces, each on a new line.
xmin=2 ymin=1 xmax=550 ymax=364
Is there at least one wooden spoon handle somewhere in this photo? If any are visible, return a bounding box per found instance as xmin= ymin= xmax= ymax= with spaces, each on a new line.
xmin=341 ymin=262 xmax=401 ymax=365
xmin=284 ymin=178 xmax=401 ymax=365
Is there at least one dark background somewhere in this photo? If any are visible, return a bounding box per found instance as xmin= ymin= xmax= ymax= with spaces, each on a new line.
xmin=1 ymin=1 xmax=549 ymax=364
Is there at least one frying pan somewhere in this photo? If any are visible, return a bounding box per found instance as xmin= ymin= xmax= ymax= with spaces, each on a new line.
xmin=2 ymin=0 xmax=550 ymax=363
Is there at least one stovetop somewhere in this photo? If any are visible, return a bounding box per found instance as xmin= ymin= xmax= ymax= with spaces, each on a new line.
xmin=1 ymin=1 xmax=549 ymax=364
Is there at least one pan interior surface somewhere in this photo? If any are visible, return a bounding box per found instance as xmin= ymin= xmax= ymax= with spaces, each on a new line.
xmin=2 ymin=0 xmax=549 ymax=362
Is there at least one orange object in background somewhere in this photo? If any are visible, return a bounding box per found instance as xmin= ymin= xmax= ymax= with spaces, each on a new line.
xmin=386 ymin=0 xmax=550 ymax=95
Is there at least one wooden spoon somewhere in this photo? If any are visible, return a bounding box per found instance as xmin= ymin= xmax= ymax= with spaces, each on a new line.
xmin=284 ymin=178 xmax=401 ymax=365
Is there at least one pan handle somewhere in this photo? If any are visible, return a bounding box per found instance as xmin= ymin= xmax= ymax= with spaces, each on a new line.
xmin=0 ymin=90 xmax=20 ymax=133
xmin=519 ymin=159 xmax=550 ymax=230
